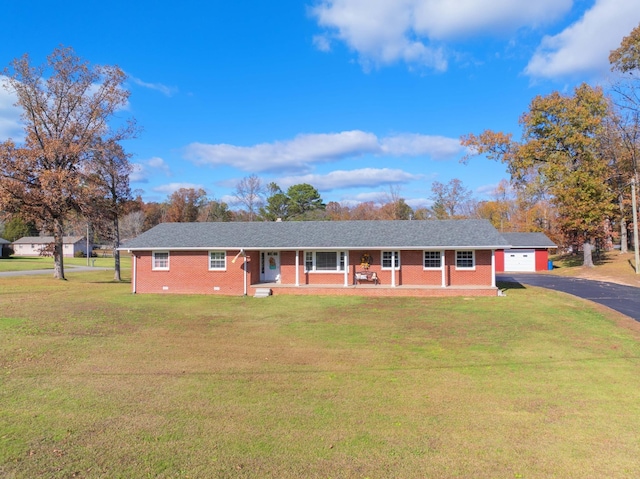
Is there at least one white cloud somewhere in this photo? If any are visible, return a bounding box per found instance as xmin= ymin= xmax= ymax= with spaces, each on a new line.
xmin=152 ymin=182 xmax=207 ymax=195
xmin=0 ymin=76 xmax=23 ymax=141
xmin=313 ymin=34 xmax=332 ymax=52
xmin=311 ymin=0 xmax=572 ymax=69
xmin=184 ymin=130 xmax=463 ymax=173
xmin=525 ymin=0 xmax=640 ymax=79
xmin=130 ymin=157 xmax=172 ymax=183
xmin=411 ymin=0 xmax=572 ymax=39
xmin=277 ymin=167 xmax=424 ymax=191
xmin=405 ymin=197 xmax=431 ymax=209
xmin=129 ymin=75 xmax=177 ymax=97
xmin=380 ymin=133 xmax=463 ymax=160
xmin=476 ymin=182 xmax=503 ymax=196
xmin=185 ymin=131 xmax=378 ymax=172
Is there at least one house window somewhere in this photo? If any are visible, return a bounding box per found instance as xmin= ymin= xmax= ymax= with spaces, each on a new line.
xmin=209 ymin=251 xmax=226 ymax=270
xmin=305 ymin=251 xmax=346 ymax=272
xmin=382 ymin=251 xmax=400 ymax=269
xmin=456 ymin=250 xmax=475 ymax=269
xmin=152 ymin=251 xmax=169 ymax=270
xmin=424 ymin=251 xmax=442 ymax=269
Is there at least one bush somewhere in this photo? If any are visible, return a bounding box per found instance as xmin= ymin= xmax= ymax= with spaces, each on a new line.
xmin=1 ymin=246 xmax=13 ymax=259
xmin=74 ymin=251 xmax=86 ymax=258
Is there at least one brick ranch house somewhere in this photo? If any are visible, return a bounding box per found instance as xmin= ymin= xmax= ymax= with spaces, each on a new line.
xmin=121 ymin=219 xmax=513 ymax=297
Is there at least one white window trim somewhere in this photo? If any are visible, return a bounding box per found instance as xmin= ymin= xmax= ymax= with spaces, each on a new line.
xmin=381 ymin=251 xmax=401 ymax=270
xmin=455 ymin=250 xmax=476 ymax=270
xmin=209 ymin=250 xmax=227 ymax=271
xmin=152 ymin=251 xmax=170 ymax=271
xmin=423 ymin=250 xmax=444 ymax=270
xmin=304 ymin=250 xmax=346 ymax=273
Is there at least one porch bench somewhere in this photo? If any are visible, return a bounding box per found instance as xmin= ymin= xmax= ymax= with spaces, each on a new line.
xmin=355 ymin=271 xmax=378 ymax=285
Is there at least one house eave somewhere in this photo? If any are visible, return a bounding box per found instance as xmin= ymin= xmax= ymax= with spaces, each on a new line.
xmin=121 ymin=245 xmax=511 ymax=252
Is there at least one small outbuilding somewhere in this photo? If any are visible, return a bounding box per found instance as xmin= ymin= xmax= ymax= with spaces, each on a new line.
xmin=496 ymin=232 xmax=557 ymax=272
xmin=12 ymin=236 xmax=90 ymax=258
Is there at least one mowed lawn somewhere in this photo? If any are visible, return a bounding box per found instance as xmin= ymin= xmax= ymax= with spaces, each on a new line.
xmin=1 ymin=271 xmax=640 ymax=478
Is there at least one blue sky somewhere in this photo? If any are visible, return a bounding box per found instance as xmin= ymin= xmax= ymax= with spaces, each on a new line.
xmin=1 ymin=0 xmax=639 ymax=210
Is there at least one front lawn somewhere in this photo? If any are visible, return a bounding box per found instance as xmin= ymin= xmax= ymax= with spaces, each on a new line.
xmin=1 ymin=271 xmax=640 ymax=478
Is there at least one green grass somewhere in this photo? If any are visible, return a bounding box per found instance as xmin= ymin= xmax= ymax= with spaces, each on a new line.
xmin=1 ymin=272 xmax=640 ymax=478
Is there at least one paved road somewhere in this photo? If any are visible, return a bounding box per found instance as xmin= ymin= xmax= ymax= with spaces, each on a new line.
xmin=0 ymin=266 xmax=110 ymax=277
xmin=497 ymin=273 xmax=640 ymax=322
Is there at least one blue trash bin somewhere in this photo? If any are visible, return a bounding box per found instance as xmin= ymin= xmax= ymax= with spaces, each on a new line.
xmin=548 ymin=260 xmax=553 ymax=270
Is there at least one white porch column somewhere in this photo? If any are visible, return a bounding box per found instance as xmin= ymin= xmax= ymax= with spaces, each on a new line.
xmin=295 ymin=250 xmax=300 ymax=286
xmin=441 ymin=251 xmax=446 ymax=288
xmin=491 ymin=249 xmax=496 ymax=288
xmin=132 ymin=252 xmax=137 ymax=294
xmin=391 ymin=251 xmax=396 ymax=287
xmin=344 ymin=250 xmax=349 ymax=286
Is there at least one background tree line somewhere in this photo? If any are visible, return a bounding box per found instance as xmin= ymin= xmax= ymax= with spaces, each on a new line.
xmin=2 ymin=24 xmax=639 ymax=276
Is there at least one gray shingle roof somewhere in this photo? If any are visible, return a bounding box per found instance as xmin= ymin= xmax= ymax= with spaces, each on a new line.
xmin=0 ymin=238 xmax=9 ymax=245
xmin=501 ymin=232 xmax=556 ymax=248
xmin=12 ymin=236 xmax=85 ymax=244
xmin=121 ymin=220 xmax=511 ymax=250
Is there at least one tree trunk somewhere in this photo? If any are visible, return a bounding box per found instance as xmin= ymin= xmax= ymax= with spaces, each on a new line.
xmin=53 ymin=218 xmax=66 ymax=280
xmin=619 ymin=192 xmax=628 ymax=254
xmin=583 ymin=241 xmax=594 ymax=268
xmin=113 ymin=215 xmax=121 ymax=282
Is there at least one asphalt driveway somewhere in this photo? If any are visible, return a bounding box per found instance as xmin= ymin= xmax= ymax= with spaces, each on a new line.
xmin=497 ymin=273 xmax=640 ymax=322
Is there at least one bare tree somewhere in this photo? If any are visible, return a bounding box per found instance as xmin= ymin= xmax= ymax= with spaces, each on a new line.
xmin=430 ymin=179 xmax=473 ymax=219
xmin=85 ymin=140 xmax=133 ymax=281
xmin=234 ymin=174 xmax=264 ymax=221
xmin=119 ymin=210 xmax=146 ymax=240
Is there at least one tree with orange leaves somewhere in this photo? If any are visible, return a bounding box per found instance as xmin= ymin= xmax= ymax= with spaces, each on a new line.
xmin=0 ymin=47 xmax=134 ymax=279
xmin=462 ymin=84 xmax=615 ymax=267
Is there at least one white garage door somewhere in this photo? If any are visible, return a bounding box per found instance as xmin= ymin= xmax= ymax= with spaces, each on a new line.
xmin=504 ymin=249 xmax=536 ymax=272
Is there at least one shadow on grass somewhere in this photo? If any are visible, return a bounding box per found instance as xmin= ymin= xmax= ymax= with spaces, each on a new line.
xmin=497 ymin=280 xmax=526 ymax=292
xmin=552 ymin=252 xmax=613 ymax=269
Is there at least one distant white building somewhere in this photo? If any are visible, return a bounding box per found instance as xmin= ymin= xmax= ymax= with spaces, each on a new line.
xmin=12 ymin=236 xmax=89 ymax=257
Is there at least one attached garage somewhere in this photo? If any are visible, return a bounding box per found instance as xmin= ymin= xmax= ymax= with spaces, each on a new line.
xmin=503 ymin=249 xmax=536 ymax=272
xmin=496 ymin=233 xmax=557 ymax=273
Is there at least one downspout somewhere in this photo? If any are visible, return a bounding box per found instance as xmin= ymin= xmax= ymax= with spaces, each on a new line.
xmin=295 ymin=250 xmax=300 ymax=286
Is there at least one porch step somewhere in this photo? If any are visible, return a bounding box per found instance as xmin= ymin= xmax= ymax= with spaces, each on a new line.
xmin=254 ymin=288 xmax=272 ymax=298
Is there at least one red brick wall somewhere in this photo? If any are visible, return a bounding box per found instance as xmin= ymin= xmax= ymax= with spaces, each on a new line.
xmin=134 ymin=250 xmax=249 ymax=295
xmin=267 ymin=286 xmax=497 ymax=297
xmin=445 ymin=250 xmax=492 ymax=287
xmin=133 ymin=248 xmax=494 ymax=295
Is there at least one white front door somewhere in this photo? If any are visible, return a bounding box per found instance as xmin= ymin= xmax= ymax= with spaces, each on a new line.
xmin=263 ymin=251 xmax=280 ymax=282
